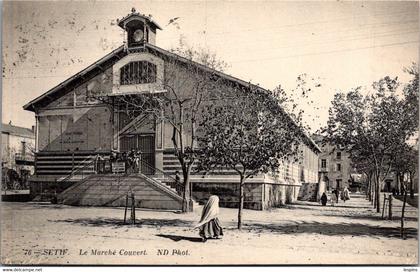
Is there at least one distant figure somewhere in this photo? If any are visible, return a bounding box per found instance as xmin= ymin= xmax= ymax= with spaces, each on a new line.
xmin=194 ymin=195 xmax=223 ymax=242
xmin=331 ymin=190 xmax=337 ymax=206
xmin=175 ymin=170 xmax=180 ymax=183
xmin=134 ymin=151 xmax=141 ymax=173
xmin=334 ymin=188 xmax=339 ymax=203
xmin=342 ymin=187 xmax=350 ymax=202
xmin=321 ymin=192 xmax=328 ymax=206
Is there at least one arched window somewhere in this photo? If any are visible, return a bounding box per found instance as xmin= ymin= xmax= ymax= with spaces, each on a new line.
xmin=120 ymin=61 xmax=157 ymax=85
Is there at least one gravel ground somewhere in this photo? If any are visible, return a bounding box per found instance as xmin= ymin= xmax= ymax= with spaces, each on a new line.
xmin=1 ymin=193 xmax=417 ymax=265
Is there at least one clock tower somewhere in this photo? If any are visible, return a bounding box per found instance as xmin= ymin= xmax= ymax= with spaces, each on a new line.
xmin=117 ymin=8 xmax=162 ymax=49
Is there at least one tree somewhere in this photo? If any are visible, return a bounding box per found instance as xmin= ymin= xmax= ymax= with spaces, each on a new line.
xmin=90 ymin=41 xmax=228 ymax=212
xmin=351 ymin=155 xmax=375 ymax=202
xmin=323 ymin=72 xmax=418 ymax=213
xmin=196 ymin=87 xmax=304 ymax=229
xmin=392 ymin=144 xmax=418 ymax=238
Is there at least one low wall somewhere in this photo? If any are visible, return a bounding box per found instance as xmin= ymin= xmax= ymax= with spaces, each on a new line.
xmin=262 ymin=184 xmax=301 ymax=209
xmin=29 ymin=179 xmax=77 ymax=201
xmin=192 ymin=182 xmax=263 ymax=210
xmin=298 ymin=182 xmax=318 ymax=201
xmin=192 ymin=182 xmax=302 ymax=210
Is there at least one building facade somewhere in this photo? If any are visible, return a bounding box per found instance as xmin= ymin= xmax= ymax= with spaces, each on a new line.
xmin=1 ymin=123 xmax=35 ymax=184
xmin=313 ymin=135 xmax=352 ymax=191
xmin=24 ymin=9 xmax=320 ymax=210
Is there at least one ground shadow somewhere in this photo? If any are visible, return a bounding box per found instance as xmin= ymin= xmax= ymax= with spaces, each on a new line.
xmin=5 ymin=202 xmax=77 ymax=211
xmin=394 ymin=195 xmax=419 ymax=208
xmin=243 ymin=221 xmax=418 ymax=239
xmin=51 ymin=217 xmax=193 ymax=228
xmin=287 ymin=202 xmax=372 ymax=210
xmin=156 ymin=234 xmax=203 ymax=242
xmin=322 ymin=213 xmax=418 ymax=222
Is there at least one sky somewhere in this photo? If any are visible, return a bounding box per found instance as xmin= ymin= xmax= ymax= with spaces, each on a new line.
xmin=2 ymin=0 xmax=419 ymax=131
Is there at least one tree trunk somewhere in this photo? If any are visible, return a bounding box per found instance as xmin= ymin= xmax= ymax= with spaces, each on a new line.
xmin=376 ymin=178 xmax=380 ymax=213
xmin=237 ymin=175 xmax=245 ymax=230
xmin=182 ymin=165 xmax=192 ymax=213
xmin=401 ymin=190 xmax=408 ymax=239
xmin=371 ymin=177 xmax=376 ymax=205
xmin=372 ymin=180 xmax=376 ymax=208
xmin=397 ymin=174 xmax=404 ymax=195
xmin=410 ymin=173 xmax=414 ymax=199
xmin=388 ymin=195 xmax=392 ymax=220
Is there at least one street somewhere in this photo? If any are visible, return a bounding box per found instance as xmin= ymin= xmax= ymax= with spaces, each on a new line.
xmin=1 ymin=193 xmax=417 ymax=265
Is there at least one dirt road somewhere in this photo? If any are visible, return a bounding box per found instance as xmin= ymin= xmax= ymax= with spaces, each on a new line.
xmin=1 ymin=193 xmax=417 ymax=265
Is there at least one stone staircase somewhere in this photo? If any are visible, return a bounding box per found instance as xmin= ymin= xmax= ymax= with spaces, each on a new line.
xmin=57 ymin=173 xmax=186 ymax=210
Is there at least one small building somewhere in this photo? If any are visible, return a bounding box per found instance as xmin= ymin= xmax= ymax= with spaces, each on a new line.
xmin=1 ymin=123 xmax=35 ymax=185
xmin=23 ymin=9 xmax=321 ymax=210
xmin=312 ymin=135 xmax=352 ymax=191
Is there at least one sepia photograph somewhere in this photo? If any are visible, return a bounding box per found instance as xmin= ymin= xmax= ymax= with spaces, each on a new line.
xmin=0 ymin=0 xmax=419 ymax=267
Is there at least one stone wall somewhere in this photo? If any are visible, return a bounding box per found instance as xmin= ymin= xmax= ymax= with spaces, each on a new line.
xmin=261 ymin=184 xmax=301 ymax=209
xmin=298 ymin=182 xmax=318 ymax=201
xmin=192 ymin=182 xmax=263 ymax=210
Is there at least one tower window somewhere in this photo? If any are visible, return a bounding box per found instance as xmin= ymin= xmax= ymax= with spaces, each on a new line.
xmin=120 ymin=61 xmax=157 ymax=85
xmin=336 ymin=151 xmax=341 ymax=159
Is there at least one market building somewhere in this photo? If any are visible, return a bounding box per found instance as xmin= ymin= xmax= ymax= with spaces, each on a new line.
xmin=24 ymin=9 xmax=321 ymax=210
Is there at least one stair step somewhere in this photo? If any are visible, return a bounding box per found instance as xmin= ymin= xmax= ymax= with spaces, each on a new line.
xmin=58 ymin=174 xmax=187 ymax=211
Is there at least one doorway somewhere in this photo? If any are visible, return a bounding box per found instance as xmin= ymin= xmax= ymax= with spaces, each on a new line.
xmin=120 ymin=134 xmax=155 ymax=174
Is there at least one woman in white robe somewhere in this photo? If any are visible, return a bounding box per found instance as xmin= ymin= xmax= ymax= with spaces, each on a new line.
xmin=194 ymin=195 xmax=223 ymax=241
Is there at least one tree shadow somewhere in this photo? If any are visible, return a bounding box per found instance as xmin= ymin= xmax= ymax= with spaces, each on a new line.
xmin=51 ymin=217 xmax=193 ymax=228
xmin=22 ymin=203 xmax=73 ymax=210
xmin=156 ymin=234 xmax=203 ymax=242
xmin=322 ymin=213 xmax=418 ymax=222
xmin=243 ymin=221 xmax=418 ymax=239
xmin=394 ymin=195 xmax=418 ymax=208
xmin=284 ymin=204 xmax=372 ymax=211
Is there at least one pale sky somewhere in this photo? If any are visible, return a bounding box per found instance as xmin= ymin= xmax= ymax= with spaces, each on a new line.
xmin=2 ymin=1 xmax=419 ymax=131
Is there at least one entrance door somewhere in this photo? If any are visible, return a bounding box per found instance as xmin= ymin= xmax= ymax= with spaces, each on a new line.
xmin=120 ymin=134 xmax=155 ymax=174
xmin=385 ymin=180 xmax=392 ymax=192
xmin=138 ymin=135 xmax=155 ymax=174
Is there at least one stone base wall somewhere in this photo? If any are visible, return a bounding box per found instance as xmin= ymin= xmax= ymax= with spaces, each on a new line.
xmin=298 ymin=182 xmax=318 ymax=201
xmin=29 ymin=179 xmax=76 ymax=201
xmin=192 ymin=182 xmax=263 ymax=210
xmin=261 ymin=184 xmax=301 ymax=209
xmin=192 ymin=182 xmax=302 ymax=210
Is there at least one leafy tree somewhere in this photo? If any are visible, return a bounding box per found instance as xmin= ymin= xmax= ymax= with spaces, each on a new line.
xmin=351 ymin=155 xmax=375 ymax=203
xmin=323 ymin=72 xmax=418 ymax=213
xmin=392 ymin=144 xmax=418 ymax=238
xmin=196 ymin=87 xmax=304 ymax=229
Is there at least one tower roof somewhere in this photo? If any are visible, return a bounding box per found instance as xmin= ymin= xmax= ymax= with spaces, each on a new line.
xmin=117 ymin=8 xmax=162 ymax=30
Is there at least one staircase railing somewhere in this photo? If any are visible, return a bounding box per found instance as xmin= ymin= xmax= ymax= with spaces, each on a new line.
xmin=52 ymin=153 xmax=189 ymax=201
xmin=56 ymin=155 xmax=98 ymax=183
xmin=136 ymin=158 xmax=187 ymax=198
xmin=37 ymin=155 xmax=99 ymax=202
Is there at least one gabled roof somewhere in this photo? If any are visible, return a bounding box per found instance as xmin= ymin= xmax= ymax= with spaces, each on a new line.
xmin=2 ymin=123 xmax=34 ymax=138
xmin=23 ymin=46 xmax=126 ymax=112
xmin=117 ymin=11 xmax=162 ymax=30
xmin=23 ymin=44 xmax=265 ymax=112
xmin=23 ymin=43 xmax=321 ymax=153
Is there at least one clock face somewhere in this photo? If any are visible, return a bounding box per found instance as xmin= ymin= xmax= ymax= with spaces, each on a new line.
xmin=133 ymin=29 xmax=144 ymax=42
